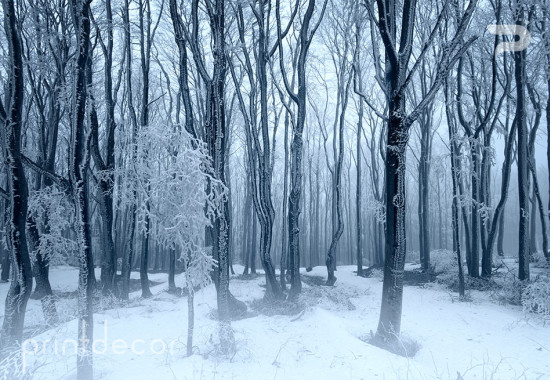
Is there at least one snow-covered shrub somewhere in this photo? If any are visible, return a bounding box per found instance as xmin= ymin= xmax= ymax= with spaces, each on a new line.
xmin=522 ymin=274 xmax=550 ymax=321
xmin=431 ymin=249 xmax=460 ymax=288
xmin=532 ymin=252 xmax=550 ymax=269
xmin=493 ymin=274 xmax=523 ymax=306
xmin=393 ymin=334 xmax=421 ymax=358
xmin=27 ymin=186 xmax=78 ymax=266
xmin=406 ymin=250 xmax=420 ymax=264
xmin=302 ymin=281 xmax=360 ymax=312
xmin=431 ymin=249 xmax=457 ymax=274
xmin=250 ymin=297 xmax=306 ymax=316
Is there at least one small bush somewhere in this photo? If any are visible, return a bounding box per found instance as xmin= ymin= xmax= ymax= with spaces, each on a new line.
xmin=431 ymin=249 xmax=462 ymax=289
xmin=431 ymin=250 xmax=458 ymax=274
xmin=522 ymin=274 xmax=550 ymax=321
xmin=492 ymin=274 xmax=523 ymax=306
xmin=407 ymin=250 xmax=420 ymax=264
xmin=369 ymin=268 xmax=384 ymax=280
xmin=250 ymin=298 xmax=306 ymax=316
xmin=532 ymin=252 xmax=550 ymax=269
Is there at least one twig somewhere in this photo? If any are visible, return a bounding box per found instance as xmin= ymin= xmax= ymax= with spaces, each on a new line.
xmin=290 ymin=310 xmax=306 ymax=322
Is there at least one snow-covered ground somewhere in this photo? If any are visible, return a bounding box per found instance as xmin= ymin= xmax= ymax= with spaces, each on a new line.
xmin=2 ymin=265 xmax=550 ymax=379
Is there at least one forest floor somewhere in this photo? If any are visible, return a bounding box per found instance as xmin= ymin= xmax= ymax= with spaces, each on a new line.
xmin=2 ymin=263 xmax=550 ymax=379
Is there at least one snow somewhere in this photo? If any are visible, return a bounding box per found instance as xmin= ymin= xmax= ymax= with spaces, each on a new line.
xmin=2 ymin=265 xmax=550 ymax=379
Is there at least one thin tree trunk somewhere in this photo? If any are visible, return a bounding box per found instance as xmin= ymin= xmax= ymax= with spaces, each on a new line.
xmin=515 ymin=10 xmax=530 ymax=281
xmin=529 ymin=187 xmax=538 ymax=255
xmin=326 ymin=77 xmax=351 ymax=285
xmin=250 ymin=209 xmax=257 ymax=274
xmin=168 ymin=249 xmax=176 ymax=292
xmin=280 ymin=108 xmax=290 ymax=286
xmin=138 ymin=0 xmax=153 ymax=299
xmin=356 ymin=93 xmax=363 ymax=275
xmin=484 ymin=120 xmax=517 ymax=267
xmin=121 ymin=0 xmax=139 ymax=301
xmin=446 ymin=82 xmax=465 ymax=297
xmin=497 ymin=210 xmax=505 ymax=256
xmin=469 ymin=142 xmax=480 ymax=277
xmin=276 ymin=0 xmax=326 ymax=298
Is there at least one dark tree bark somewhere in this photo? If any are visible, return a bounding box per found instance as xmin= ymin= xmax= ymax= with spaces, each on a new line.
xmin=0 ymin=248 xmax=10 ymax=282
xmin=194 ymin=0 xmax=235 ymax=351
xmin=228 ymin=3 xmax=284 ymax=299
xmin=456 ymin=51 xmax=501 ymax=277
xmin=242 ymin=173 xmax=252 ymax=275
xmin=169 ymin=0 xmax=197 ymax=139
xmin=526 ymin=83 xmax=549 ymax=259
xmin=367 ymin=0 xmax=477 ymax=343
xmin=138 ymin=0 xmax=153 ymax=299
xmin=418 ymin=113 xmax=433 ymax=272
xmin=515 ymin=8 xmax=530 ymax=282
xmin=497 ymin=210 xmax=505 ymax=257
xmin=445 ymin=81 xmax=465 ymax=298
xmin=174 ymin=0 xmax=245 ymax=337
xmin=0 ymin=0 xmax=33 ymax=351
xmin=280 ymin=100 xmax=290 ymax=287
xmin=322 ymin=3 xmax=353 ymax=285
xmin=325 ymin=76 xmax=351 ymax=286
xmin=22 ymin=2 xmax=67 ymax=323
xmin=250 ymin=206 xmax=257 ymax=274
xmin=277 ymin=0 xmax=328 ymax=298
xmin=168 ymin=249 xmax=176 ymax=292
xmin=68 ymin=0 xmax=94 ymax=377
xmin=27 ymin=212 xmax=58 ymax=325
xmin=484 ymin=120 xmax=517 ymax=267
xmin=121 ymin=0 xmax=140 ymax=301
xmin=90 ymin=0 xmax=117 ymax=296
xmin=480 ymin=39 xmax=513 ymax=272
xmin=543 ymin=4 xmax=550 ymax=263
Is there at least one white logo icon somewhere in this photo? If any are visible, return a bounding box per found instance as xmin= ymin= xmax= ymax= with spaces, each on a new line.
xmin=487 ymin=23 xmax=531 ymax=56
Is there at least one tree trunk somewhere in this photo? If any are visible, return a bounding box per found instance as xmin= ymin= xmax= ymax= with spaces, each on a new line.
xmin=515 ymin=11 xmax=530 ymax=282
xmin=529 ymin=187 xmax=538 ymax=255
xmin=0 ymin=0 xmax=33 ymax=351
xmin=326 ymin=77 xmax=351 ymax=285
xmin=497 ymin=210 xmax=505 ymax=256
xmin=140 ymin=209 xmax=153 ymax=298
xmin=68 ymin=0 xmax=94 ymax=377
xmin=484 ymin=119 xmax=517 ymax=269
xmin=446 ymin=82 xmax=465 ymax=297
xmin=138 ymin=0 xmax=153 ymax=299
xmin=355 ymin=62 xmax=364 ymax=276
xmin=89 ymin=0 xmax=117 ymax=297
xmin=27 ymin=214 xmax=58 ymax=325
xmin=276 ymin=0 xmax=326 ymax=298
xmin=419 ymin=129 xmax=431 ymax=271
xmin=1 ymin=249 xmax=10 ymax=282
xmin=168 ymin=249 xmax=176 ymax=292
xmin=121 ymin=0 xmax=139 ymax=301
xmin=242 ymin=176 xmax=252 ymax=275
xmin=376 ymin=108 xmax=408 ymax=341
xmin=280 ymin=108 xmax=290 ymax=287
xmin=205 ymin=0 xmax=234 ymax=351
xmin=469 ymin=142 xmax=480 ymax=277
